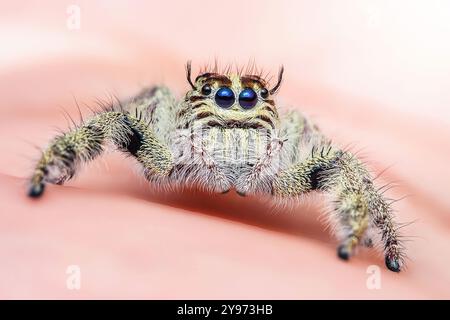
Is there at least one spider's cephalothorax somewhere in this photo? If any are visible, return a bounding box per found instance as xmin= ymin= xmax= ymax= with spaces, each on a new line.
xmin=28 ymin=62 xmax=406 ymax=272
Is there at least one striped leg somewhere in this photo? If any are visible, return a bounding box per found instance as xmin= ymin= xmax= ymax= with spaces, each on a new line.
xmin=29 ymin=111 xmax=173 ymax=197
xmin=272 ymin=147 xmax=404 ymax=272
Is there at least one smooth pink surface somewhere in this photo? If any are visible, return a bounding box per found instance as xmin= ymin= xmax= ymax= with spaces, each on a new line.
xmin=1 ymin=1 xmax=450 ymax=299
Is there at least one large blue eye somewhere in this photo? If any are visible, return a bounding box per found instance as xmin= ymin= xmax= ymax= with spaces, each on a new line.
xmin=215 ymin=87 xmax=235 ymax=108
xmin=239 ymin=88 xmax=258 ymax=109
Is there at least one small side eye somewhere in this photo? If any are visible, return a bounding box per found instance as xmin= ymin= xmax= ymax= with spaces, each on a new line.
xmin=201 ymin=84 xmax=212 ymax=96
xmin=260 ymin=88 xmax=269 ymax=99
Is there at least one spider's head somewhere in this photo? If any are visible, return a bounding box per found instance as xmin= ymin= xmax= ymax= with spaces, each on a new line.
xmin=184 ymin=62 xmax=283 ymax=130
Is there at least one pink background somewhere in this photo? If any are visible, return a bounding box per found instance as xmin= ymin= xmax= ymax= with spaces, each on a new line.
xmin=1 ymin=0 xmax=450 ymax=299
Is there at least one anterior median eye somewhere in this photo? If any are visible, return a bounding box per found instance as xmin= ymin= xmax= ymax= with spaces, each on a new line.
xmin=239 ymin=88 xmax=258 ymax=109
xmin=215 ymin=87 xmax=235 ymax=108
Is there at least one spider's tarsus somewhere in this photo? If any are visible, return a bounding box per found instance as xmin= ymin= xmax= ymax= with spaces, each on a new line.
xmin=236 ymin=190 xmax=246 ymax=197
xmin=337 ymin=245 xmax=350 ymax=261
xmin=385 ymin=256 xmax=401 ymax=273
xmin=28 ymin=183 xmax=45 ymax=198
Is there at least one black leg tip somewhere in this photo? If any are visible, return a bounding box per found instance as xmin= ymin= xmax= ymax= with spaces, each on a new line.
xmin=385 ymin=256 xmax=401 ymax=273
xmin=236 ymin=190 xmax=246 ymax=197
xmin=221 ymin=189 xmax=230 ymax=194
xmin=337 ymin=245 xmax=350 ymax=261
xmin=28 ymin=183 xmax=45 ymax=198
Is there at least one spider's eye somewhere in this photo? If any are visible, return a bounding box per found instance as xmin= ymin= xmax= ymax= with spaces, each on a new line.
xmin=239 ymin=88 xmax=258 ymax=109
xmin=201 ymin=84 xmax=212 ymax=96
xmin=215 ymin=87 xmax=235 ymax=109
xmin=260 ymin=88 xmax=269 ymax=99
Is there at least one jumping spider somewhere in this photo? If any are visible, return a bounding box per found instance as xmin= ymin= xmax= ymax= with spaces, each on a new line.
xmin=28 ymin=62 xmax=405 ymax=272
